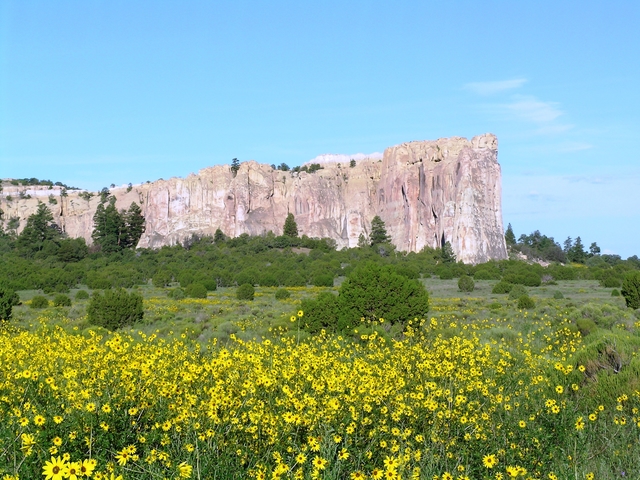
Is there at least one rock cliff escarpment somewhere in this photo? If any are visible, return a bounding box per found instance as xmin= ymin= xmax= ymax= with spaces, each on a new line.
xmin=0 ymin=134 xmax=507 ymax=264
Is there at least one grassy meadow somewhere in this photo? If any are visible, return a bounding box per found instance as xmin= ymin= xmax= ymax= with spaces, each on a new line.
xmin=1 ymin=278 xmax=640 ymax=479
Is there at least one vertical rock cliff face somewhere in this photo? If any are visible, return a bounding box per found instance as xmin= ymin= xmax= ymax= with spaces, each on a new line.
xmin=375 ymin=134 xmax=506 ymax=263
xmin=0 ymin=134 xmax=507 ymax=264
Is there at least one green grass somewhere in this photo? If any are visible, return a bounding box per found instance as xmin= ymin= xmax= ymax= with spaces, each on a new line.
xmin=9 ymin=279 xmax=634 ymax=346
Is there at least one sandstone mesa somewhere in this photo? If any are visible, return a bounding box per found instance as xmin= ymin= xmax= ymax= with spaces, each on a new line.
xmin=1 ymin=133 xmax=507 ymax=264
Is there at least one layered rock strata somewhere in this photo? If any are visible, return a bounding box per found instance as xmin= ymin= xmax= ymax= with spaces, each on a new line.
xmin=0 ymin=134 xmax=507 ymax=264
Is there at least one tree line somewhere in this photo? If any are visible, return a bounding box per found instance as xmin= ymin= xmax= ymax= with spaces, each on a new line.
xmin=505 ymin=223 xmax=618 ymax=265
xmin=1 ymin=203 xmax=639 ymax=313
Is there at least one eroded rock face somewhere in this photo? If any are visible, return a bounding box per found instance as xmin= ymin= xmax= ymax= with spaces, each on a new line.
xmin=375 ymin=134 xmax=505 ymax=263
xmin=0 ymin=134 xmax=507 ymax=264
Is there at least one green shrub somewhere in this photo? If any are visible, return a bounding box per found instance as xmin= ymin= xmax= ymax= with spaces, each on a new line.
xmin=450 ymin=264 xmax=468 ymax=278
xmin=313 ymin=274 xmax=334 ymax=287
xmin=152 ymin=271 xmax=173 ymax=288
xmin=196 ymin=277 xmax=217 ymax=292
xmin=598 ymin=270 xmax=623 ymax=288
xmin=547 ymin=265 xmax=576 ymax=280
xmin=84 ymin=265 xmax=145 ymax=289
xmin=283 ymin=273 xmax=307 ymax=287
xmin=504 ymin=273 xmax=542 ymax=287
xmin=85 ymin=274 xmax=112 ymax=290
xmin=473 ymin=266 xmax=501 ymax=280
xmin=234 ymin=272 xmax=255 ymax=287
xmin=457 ymin=275 xmax=475 ymax=293
xmin=517 ymin=295 xmax=535 ymax=309
xmin=602 ymin=276 xmax=621 ymax=288
xmin=392 ymin=264 xmax=420 ymax=280
xmin=523 ymin=273 xmax=542 ymax=287
xmin=30 ymin=296 xmax=50 ymax=309
xmin=53 ymin=294 xmax=72 ymax=307
xmin=300 ymin=262 xmax=430 ymax=335
xmin=237 ymin=283 xmax=255 ymax=301
xmin=54 ymin=283 xmax=70 ymax=293
xmin=502 ymin=273 xmax=522 ymax=285
xmin=508 ymin=285 xmax=528 ymax=300
xmin=488 ymin=302 xmax=502 ymax=310
xmin=185 ymin=283 xmax=207 ymax=299
xmin=75 ymin=290 xmax=90 ymax=300
xmin=300 ymin=292 xmax=340 ymax=334
xmin=492 ymin=281 xmax=513 ymax=294
xmin=437 ymin=267 xmax=454 ymax=280
xmin=568 ymin=331 xmax=640 ymax=411
xmin=274 ymin=288 xmax=291 ymax=300
xmin=178 ymin=271 xmax=194 ymax=288
xmin=87 ymin=289 xmax=144 ymax=330
xmin=621 ymin=271 xmax=640 ymax=309
xmin=576 ymin=318 xmax=597 ymax=336
xmin=169 ymin=287 xmax=186 ymax=300
xmin=572 ymin=302 xmax=634 ymax=330
xmin=473 ymin=269 xmax=492 ymax=280
xmin=259 ymin=273 xmax=279 ymax=287
xmin=553 ymin=290 xmax=564 ymax=299
xmin=336 ymin=262 xmax=429 ymax=333
xmin=0 ymin=284 xmax=20 ymax=320
xmin=611 ymin=289 xmax=621 ymax=297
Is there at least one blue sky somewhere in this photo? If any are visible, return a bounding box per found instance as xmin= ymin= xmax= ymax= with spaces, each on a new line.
xmin=1 ymin=1 xmax=639 ymax=257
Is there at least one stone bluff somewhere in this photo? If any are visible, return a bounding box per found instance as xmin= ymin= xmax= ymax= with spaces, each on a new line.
xmin=1 ymin=133 xmax=507 ymax=264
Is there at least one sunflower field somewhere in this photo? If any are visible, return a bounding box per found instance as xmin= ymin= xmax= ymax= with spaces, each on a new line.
xmin=1 ymin=302 xmax=640 ymax=479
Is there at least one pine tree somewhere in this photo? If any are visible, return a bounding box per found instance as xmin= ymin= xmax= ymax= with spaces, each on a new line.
xmin=6 ymin=217 xmax=20 ymax=238
xmin=357 ymin=232 xmax=368 ymax=248
xmin=99 ymin=187 xmax=111 ymax=203
xmin=369 ymin=216 xmax=390 ymax=246
xmin=231 ymin=158 xmax=240 ymax=177
xmin=569 ymin=236 xmax=587 ymax=263
xmin=214 ymin=228 xmax=226 ymax=243
xmin=92 ymin=200 xmax=123 ymax=253
xmin=123 ymin=202 xmax=145 ymax=249
xmin=505 ymin=223 xmax=516 ymax=246
xmin=283 ymin=213 xmax=298 ymax=237
xmin=441 ymin=241 xmax=456 ymax=264
xmin=16 ymin=203 xmax=61 ymax=256
xmin=93 ymin=201 xmax=145 ymax=252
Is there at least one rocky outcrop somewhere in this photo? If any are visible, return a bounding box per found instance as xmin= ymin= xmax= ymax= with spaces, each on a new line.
xmin=0 ymin=134 xmax=507 ymax=264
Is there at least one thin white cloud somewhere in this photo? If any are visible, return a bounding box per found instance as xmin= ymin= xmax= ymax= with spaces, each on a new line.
xmin=464 ymin=78 xmax=527 ymax=95
xmin=506 ymin=95 xmax=563 ymax=123
xmin=484 ymin=94 xmax=575 ymax=135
